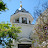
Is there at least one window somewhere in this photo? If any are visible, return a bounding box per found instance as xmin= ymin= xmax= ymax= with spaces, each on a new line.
xmin=22 ymin=11 xmax=24 ymax=12
xmin=22 ymin=17 xmax=27 ymax=24
xmin=29 ymin=20 xmax=31 ymax=24
xmin=15 ymin=18 xmax=19 ymax=23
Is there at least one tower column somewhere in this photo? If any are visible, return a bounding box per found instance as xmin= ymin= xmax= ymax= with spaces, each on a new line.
xmin=19 ymin=17 xmax=22 ymax=23
xmin=27 ymin=18 xmax=29 ymax=24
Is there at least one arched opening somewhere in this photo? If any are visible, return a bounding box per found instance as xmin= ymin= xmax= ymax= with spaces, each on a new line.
xmin=22 ymin=17 xmax=27 ymax=24
xmin=18 ymin=38 xmax=32 ymax=48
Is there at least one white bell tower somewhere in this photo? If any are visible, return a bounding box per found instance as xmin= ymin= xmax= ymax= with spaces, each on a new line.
xmin=10 ymin=1 xmax=33 ymax=24
xmin=11 ymin=0 xmax=35 ymax=39
xmin=10 ymin=1 xmax=35 ymax=48
xmin=10 ymin=1 xmax=34 ymax=38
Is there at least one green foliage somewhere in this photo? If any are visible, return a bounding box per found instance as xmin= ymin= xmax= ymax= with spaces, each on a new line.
xmin=0 ymin=22 xmax=21 ymax=48
xmin=32 ymin=40 xmax=34 ymax=44
xmin=0 ymin=2 xmax=7 ymax=11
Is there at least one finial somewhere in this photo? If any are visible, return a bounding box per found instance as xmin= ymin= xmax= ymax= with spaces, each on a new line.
xmin=20 ymin=1 xmax=22 ymax=4
xmin=20 ymin=1 xmax=22 ymax=8
xmin=19 ymin=1 xmax=22 ymax=10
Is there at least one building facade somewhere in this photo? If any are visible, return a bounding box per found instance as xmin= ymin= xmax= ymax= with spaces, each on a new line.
xmin=10 ymin=4 xmax=37 ymax=48
xmin=36 ymin=8 xmax=48 ymax=25
xmin=10 ymin=4 xmax=48 ymax=48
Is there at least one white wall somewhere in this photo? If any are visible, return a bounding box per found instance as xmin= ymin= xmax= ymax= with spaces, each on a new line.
xmin=14 ymin=23 xmax=34 ymax=39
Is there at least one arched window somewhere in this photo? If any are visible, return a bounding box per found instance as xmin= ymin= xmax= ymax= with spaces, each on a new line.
xmin=22 ymin=17 xmax=27 ymax=24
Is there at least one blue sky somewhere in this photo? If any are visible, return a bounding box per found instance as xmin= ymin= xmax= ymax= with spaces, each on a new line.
xmin=0 ymin=0 xmax=48 ymax=24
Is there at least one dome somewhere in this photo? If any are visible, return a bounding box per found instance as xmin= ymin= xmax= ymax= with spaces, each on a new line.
xmin=14 ymin=8 xmax=29 ymax=14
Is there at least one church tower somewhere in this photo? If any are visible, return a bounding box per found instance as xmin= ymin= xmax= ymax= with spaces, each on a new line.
xmin=10 ymin=1 xmax=33 ymax=24
xmin=10 ymin=1 xmax=34 ymax=48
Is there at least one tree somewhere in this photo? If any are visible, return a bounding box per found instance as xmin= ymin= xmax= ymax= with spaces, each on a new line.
xmin=0 ymin=1 xmax=7 ymax=11
xmin=0 ymin=22 xmax=21 ymax=48
xmin=34 ymin=1 xmax=48 ymax=20
xmin=35 ymin=15 xmax=48 ymax=48
xmin=34 ymin=1 xmax=48 ymax=48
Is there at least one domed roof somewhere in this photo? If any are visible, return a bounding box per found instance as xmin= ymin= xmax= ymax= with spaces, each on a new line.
xmin=14 ymin=8 xmax=29 ymax=14
xmin=13 ymin=1 xmax=29 ymax=15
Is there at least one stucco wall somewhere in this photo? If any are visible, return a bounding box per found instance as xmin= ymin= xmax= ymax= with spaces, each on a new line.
xmin=13 ymin=23 xmax=34 ymax=39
